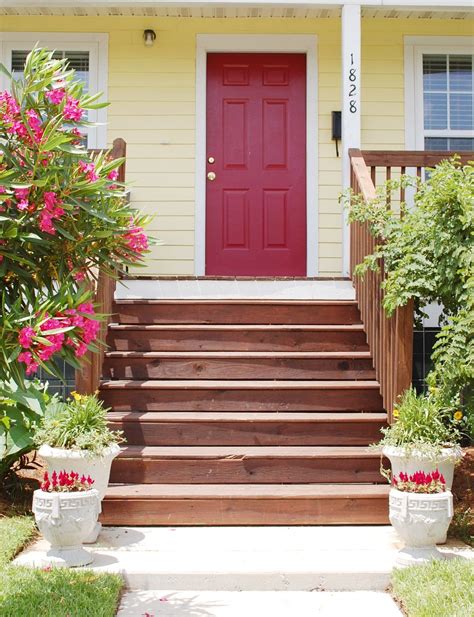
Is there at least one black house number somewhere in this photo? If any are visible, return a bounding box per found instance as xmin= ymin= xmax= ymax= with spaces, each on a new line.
xmin=349 ymin=53 xmax=357 ymax=114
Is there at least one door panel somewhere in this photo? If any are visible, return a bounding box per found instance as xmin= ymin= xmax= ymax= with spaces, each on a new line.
xmin=206 ymin=53 xmax=307 ymax=276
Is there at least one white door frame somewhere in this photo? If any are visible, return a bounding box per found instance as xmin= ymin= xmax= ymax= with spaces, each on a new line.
xmin=195 ymin=34 xmax=319 ymax=276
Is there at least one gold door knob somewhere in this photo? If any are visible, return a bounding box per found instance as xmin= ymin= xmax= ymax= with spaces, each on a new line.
xmin=207 ymin=171 xmax=216 ymax=181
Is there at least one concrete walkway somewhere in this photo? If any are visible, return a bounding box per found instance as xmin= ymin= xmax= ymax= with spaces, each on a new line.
xmin=116 ymin=590 xmax=403 ymax=617
xmin=15 ymin=526 xmax=472 ymax=593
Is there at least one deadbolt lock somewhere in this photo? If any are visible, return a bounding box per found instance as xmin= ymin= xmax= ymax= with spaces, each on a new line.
xmin=208 ymin=156 xmax=215 ymax=164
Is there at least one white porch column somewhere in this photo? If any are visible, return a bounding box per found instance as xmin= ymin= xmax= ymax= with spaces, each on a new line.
xmin=341 ymin=3 xmax=361 ymax=277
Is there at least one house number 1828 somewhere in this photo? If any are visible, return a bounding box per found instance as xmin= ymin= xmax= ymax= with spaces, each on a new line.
xmin=349 ymin=53 xmax=357 ymax=114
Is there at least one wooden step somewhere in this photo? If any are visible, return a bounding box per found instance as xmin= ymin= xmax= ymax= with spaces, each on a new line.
xmin=110 ymin=445 xmax=384 ymax=484
xmin=100 ymin=379 xmax=383 ymax=412
xmin=113 ymin=299 xmax=362 ymax=325
xmin=101 ymin=483 xmax=390 ymax=525
xmin=107 ymin=324 xmax=369 ymax=352
xmin=107 ymin=411 xmax=387 ymax=446
xmin=103 ymin=351 xmax=375 ymax=380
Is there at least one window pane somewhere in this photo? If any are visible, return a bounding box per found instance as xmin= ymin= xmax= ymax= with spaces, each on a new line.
xmin=449 ymin=55 xmax=472 ymax=92
xmin=424 ymin=92 xmax=448 ymax=129
xmin=423 ymin=55 xmax=447 ymax=91
xmin=11 ymin=49 xmax=89 ymax=90
xmin=448 ymin=137 xmax=474 ymax=151
xmin=425 ymin=137 xmax=448 ymax=150
xmin=425 ymin=137 xmax=474 ymax=151
xmin=450 ymin=93 xmax=473 ymax=130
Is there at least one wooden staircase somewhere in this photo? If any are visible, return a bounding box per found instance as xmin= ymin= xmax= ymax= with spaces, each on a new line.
xmin=100 ymin=299 xmax=389 ymax=525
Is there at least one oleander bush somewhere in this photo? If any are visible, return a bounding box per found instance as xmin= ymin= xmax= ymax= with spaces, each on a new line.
xmin=0 ymin=48 xmax=150 ymax=478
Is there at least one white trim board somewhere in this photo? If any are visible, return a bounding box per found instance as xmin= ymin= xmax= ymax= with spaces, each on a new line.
xmin=195 ymin=34 xmax=319 ymax=277
xmin=404 ymin=36 xmax=474 ymax=151
xmin=0 ymin=32 xmax=108 ymax=148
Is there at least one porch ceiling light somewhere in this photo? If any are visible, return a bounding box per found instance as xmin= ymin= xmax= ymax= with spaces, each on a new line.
xmin=143 ymin=29 xmax=157 ymax=47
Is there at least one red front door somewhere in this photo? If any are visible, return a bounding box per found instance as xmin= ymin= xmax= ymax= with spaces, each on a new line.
xmin=205 ymin=53 xmax=307 ymax=276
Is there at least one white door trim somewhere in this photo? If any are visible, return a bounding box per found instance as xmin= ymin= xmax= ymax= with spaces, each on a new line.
xmin=195 ymin=34 xmax=319 ymax=277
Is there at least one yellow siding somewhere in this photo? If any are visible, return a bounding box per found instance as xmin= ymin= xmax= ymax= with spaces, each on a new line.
xmin=1 ymin=15 xmax=471 ymax=276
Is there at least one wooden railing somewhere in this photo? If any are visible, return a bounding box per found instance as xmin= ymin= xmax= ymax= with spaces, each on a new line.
xmin=349 ymin=149 xmax=473 ymax=421
xmin=75 ymin=137 xmax=127 ymax=394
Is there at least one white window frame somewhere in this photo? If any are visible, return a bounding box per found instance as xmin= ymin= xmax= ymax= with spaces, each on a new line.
xmin=404 ymin=36 xmax=474 ymax=150
xmin=195 ymin=34 xmax=318 ymax=277
xmin=0 ymin=32 xmax=108 ymax=148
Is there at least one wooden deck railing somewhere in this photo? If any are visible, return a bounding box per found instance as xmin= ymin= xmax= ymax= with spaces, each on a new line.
xmin=75 ymin=137 xmax=127 ymax=394
xmin=349 ymin=149 xmax=473 ymax=420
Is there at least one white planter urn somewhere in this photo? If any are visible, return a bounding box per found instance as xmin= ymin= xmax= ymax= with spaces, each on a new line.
xmin=32 ymin=488 xmax=100 ymax=567
xmin=38 ymin=443 xmax=120 ymax=542
xmin=389 ymin=488 xmax=453 ymax=567
xmin=383 ymin=446 xmax=462 ymax=490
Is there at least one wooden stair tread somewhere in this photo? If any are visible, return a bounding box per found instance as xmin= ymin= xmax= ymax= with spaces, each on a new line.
xmin=101 ymin=379 xmax=380 ymax=390
xmin=105 ymin=483 xmax=389 ymax=499
xmin=107 ymin=411 xmax=387 ymax=422
xmin=105 ymin=350 xmax=372 ymax=359
xmin=108 ymin=323 xmax=365 ymax=331
xmin=117 ymin=445 xmax=378 ymax=458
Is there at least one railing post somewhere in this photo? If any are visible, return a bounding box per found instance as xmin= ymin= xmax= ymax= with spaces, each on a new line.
xmin=391 ymin=300 xmax=414 ymax=421
xmin=75 ymin=138 xmax=126 ymax=394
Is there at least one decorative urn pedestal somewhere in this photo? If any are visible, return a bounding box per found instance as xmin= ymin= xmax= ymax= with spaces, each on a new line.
xmin=38 ymin=444 xmax=120 ymax=543
xmin=389 ymin=488 xmax=454 ymax=567
xmin=33 ymin=488 xmax=100 ymax=567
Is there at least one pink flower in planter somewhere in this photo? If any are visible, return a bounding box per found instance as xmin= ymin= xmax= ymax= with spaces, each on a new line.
xmin=45 ymin=88 xmax=66 ymax=105
xmin=63 ymin=96 xmax=84 ymax=122
xmin=107 ymin=169 xmax=119 ymax=181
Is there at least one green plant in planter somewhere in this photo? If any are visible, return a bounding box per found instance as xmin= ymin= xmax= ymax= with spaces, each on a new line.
xmin=377 ymin=388 xmax=462 ymax=458
xmin=346 ymin=157 xmax=473 ymax=433
xmin=34 ymin=392 xmax=123 ymax=455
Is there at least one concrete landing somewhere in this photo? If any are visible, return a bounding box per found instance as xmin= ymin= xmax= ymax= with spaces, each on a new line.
xmin=15 ymin=526 xmax=473 ymax=592
xmin=116 ymin=590 xmax=403 ymax=617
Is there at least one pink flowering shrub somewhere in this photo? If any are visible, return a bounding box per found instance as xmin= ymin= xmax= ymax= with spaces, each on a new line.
xmin=0 ymin=48 xmax=151 ymax=474
xmin=41 ymin=470 xmax=94 ymax=492
xmin=0 ymin=48 xmax=150 ymax=382
xmin=392 ymin=469 xmax=447 ymax=494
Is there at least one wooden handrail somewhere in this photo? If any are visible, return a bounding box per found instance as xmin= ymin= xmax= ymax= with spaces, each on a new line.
xmin=75 ymin=137 xmax=126 ymax=394
xmin=350 ymin=148 xmax=473 ymax=419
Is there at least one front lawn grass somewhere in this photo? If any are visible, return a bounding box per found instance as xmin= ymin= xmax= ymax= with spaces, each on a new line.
xmin=391 ymin=558 xmax=474 ymax=617
xmin=0 ymin=513 xmax=123 ymax=617
xmin=0 ymin=515 xmax=37 ymax=566
xmin=0 ymin=567 xmax=123 ymax=617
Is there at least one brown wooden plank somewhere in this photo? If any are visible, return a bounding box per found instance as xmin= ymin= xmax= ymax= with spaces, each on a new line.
xmin=110 ymin=459 xmax=382 ymax=484
xmin=107 ymin=411 xmax=387 ymax=446
xmin=112 ymin=300 xmax=361 ymax=325
xmin=99 ymin=382 xmax=383 ymax=412
xmin=102 ymin=353 xmax=375 ymax=381
xmin=360 ymin=150 xmax=473 ymax=167
xmin=101 ymin=484 xmax=390 ymax=525
xmin=107 ymin=325 xmax=369 ymax=352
